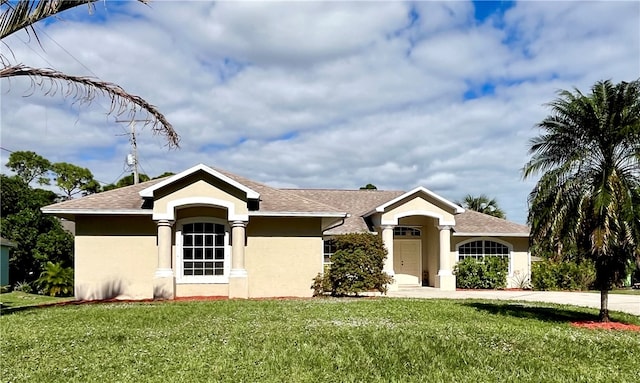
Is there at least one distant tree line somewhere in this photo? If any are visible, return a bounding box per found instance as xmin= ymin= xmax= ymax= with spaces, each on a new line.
xmin=1 ymin=150 xmax=173 ymax=292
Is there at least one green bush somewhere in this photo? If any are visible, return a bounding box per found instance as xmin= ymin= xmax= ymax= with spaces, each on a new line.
xmin=531 ymin=259 xmax=596 ymax=291
xmin=311 ymin=265 xmax=332 ymax=296
xmin=36 ymin=261 xmax=74 ymax=297
xmin=453 ymin=257 xmax=508 ymax=289
xmin=13 ymin=280 xmax=33 ymax=293
xmin=311 ymin=233 xmax=392 ymax=296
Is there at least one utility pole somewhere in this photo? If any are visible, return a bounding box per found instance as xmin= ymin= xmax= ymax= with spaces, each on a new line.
xmin=115 ymin=119 xmax=150 ymax=185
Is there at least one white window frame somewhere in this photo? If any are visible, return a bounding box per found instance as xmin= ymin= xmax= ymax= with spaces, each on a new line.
xmin=456 ymin=237 xmax=513 ymax=275
xmin=176 ymin=217 xmax=231 ymax=284
xmin=323 ymin=237 xmax=336 ymax=266
xmin=394 ymin=226 xmax=422 ymax=238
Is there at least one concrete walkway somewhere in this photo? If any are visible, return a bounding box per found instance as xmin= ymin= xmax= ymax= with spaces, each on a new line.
xmin=387 ymin=288 xmax=640 ymax=316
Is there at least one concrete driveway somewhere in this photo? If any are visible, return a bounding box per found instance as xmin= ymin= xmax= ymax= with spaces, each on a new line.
xmin=387 ymin=288 xmax=640 ymax=316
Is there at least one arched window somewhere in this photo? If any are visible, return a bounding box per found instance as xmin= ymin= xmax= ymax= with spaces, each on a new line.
xmin=176 ymin=219 xmax=230 ymax=283
xmin=458 ymin=240 xmax=509 ymax=261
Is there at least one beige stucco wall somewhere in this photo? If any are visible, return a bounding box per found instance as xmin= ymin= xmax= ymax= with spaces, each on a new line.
xmin=74 ymin=216 xmax=157 ymax=300
xmin=245 ymin=217 xmax=323 ymax=298
xmin=176 ymin=206 xmax=228 ymax=221
xmin=153 ymin=177 xmax=248 ymax=218
xmin=451 ymin=236 xmax=530 ymax=288
xmin=176 ymin=283 xmax=229 ymax=297
xmin=424 ymin=224 xmax=440 ymax=287
xmin=381 ymin=195 xmax=455 ymax=225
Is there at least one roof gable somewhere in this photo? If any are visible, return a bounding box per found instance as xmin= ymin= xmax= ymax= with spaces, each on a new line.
xmin=366 ymin=186 xmax=464 ymax=216
xmin=139 ymin=164 xmax=259 ymax=200
xmin=43 ymin=166 xmax=346 ymax=218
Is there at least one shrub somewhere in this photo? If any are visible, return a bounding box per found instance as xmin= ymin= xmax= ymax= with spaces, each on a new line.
xmin=531 ymin=259 xmax=596 ymax=291
xmin=13 ymin=280 xmax=33 ymax=293
xmin=454 ymin=257 xmax=508 ymax=289
xmin=311 ymin=233 xmax=392 ymax=296
xmin=311 ymin=265 xmax=332 ymax=297
xmin=511 ymin=270 xmax=532 ymax=290
xmin=36 ymin=261 xmax=74 ymax=297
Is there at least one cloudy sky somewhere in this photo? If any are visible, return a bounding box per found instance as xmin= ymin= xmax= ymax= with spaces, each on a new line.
xmin=1 ymin=0 xmax=639 ymax=224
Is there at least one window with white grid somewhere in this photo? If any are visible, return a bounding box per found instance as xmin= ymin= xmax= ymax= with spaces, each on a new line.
xmin=178 ymin=220 xmax=229 ymax=283
xmin=323 ymin=239 xmax=336 ymax=265
xmin=458 ymin=240 xmax=509 ymax=261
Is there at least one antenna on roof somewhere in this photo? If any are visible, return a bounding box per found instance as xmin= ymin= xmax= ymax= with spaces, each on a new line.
xmin=115 ymin=119 xmax=151 ymax=184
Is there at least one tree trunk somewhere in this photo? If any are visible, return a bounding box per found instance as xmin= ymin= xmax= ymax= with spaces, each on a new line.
xmin=599 ymin=288 xmax=610 ymax=322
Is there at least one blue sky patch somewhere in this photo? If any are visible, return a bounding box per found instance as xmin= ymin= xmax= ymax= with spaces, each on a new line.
xmin=464 ymin=82 xmax=496 ymax=100
xmin=276 ymin=131 xmax=299 ymax=141
xmin=472 ymin=0 xmax=515 ymax=24
xmin=218 ymin=57 xmax=248 ymax=83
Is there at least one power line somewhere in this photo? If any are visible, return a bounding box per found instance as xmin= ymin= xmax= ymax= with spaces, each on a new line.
xmin=34 ymin=22 xmax=100 ymax=78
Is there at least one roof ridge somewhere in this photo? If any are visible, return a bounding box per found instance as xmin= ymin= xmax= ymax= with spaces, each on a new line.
xmin=211 ymin=167 xmax=345 ymax=213
xmin=284 ymin=188 xmax=405 ymax=193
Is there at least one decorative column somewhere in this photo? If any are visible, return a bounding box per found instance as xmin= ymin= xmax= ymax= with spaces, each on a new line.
xmin=229 ymin=220 xmax=249 ymax=299
xmin=154 ymin=219 xmax=175 ymax=299
xmin=381 ymin=225 xmax=398 ymax=291
xmin=436 ymin=225 xmax=456 ymax=291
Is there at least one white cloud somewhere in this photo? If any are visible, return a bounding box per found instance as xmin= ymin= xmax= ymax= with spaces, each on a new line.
xmin=1 ymin=0 xmax=638 ymax=224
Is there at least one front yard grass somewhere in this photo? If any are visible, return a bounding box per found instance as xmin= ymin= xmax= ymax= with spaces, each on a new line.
xmin=2 ymin=298 xmax=639 ymax=382
xmin=599 ymin=288 xmax=640 ymax=295
xmin=0 ymin=291 xmax=73 ymax=311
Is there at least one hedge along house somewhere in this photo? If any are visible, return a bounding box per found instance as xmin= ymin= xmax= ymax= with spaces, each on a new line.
xmin=42 ymin=164 xmax=530 ymax=301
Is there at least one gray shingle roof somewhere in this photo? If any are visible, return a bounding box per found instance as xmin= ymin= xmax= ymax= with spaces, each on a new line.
xmin=453 ymin=210 xmax=530 ymax=236
xmin=213 ymin=169 xmax=344 ymax=214
xmin=43 ymin=178 xmax=164 ymax=212
xmin=285 ymin=189 xmax=404 ymax=234
xmin=42 ymin=166 xmax=529 ymax=237
xmin=43 ymin=168 xmax=345 ymax=215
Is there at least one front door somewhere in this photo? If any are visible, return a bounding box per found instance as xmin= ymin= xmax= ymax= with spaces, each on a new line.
xmin=393 ymin=239 xmax=421 ymax=285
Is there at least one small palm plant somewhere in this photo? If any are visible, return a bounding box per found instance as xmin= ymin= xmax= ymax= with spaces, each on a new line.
xmin=36 ymin=262 xmax=74 ymax=297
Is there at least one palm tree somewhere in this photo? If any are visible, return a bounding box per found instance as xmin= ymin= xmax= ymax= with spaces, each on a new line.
xmin=523 ymin=79 xmax=640 ymax=322
xmin=0 ymin=0 xmax=179 ymax=147
xmin=457 ymin=194 xmax=506 ymax=219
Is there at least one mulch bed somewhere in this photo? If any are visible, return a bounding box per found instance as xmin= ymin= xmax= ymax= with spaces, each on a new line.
xmin=571 ymin=321 xmax=640 ymax=332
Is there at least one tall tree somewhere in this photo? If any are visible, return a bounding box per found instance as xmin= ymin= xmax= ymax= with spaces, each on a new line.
xmin=0 ymin=174 xmax=73 ymax=283
xmin=523 ymin=79 xmax=640 ymax=322
xmin=0 ymin=0 xmax=179 ymax=147
xmin=5 ymin=150 xmax=51 ymax=185
xmin=456 ymin=194 xmax=506 ymax=219
xmin=102 ymin=173 xmax=150 ymax=191
xmin=51 ymin=162 xmax=98 ymax=199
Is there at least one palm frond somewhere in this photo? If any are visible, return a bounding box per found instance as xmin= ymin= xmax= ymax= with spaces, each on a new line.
xmin=1 ymin=1 xmax=179 ymax=148
xmin=0 ymin=1 xmax=149 ymax=40
xmin=1 ymin=64 xmax=179 ymax=147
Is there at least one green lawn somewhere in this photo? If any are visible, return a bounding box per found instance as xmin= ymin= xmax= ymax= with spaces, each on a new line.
xmin=2 ymin=298 xmax=639 ymax=383
xmin=0 ymin=291 xmax=73 ymax=312
xmin=600 ymin=288 xmax=640 ymax=295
